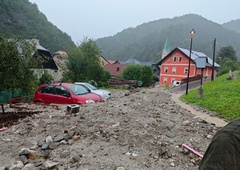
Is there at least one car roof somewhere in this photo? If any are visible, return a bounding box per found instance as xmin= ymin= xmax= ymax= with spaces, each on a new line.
xmin=42 ymin=82 xmax=75 ymax=87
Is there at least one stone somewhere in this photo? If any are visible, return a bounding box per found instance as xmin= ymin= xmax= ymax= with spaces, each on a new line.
xmin=32 ymin=160 xmax=44 ymax=167
xmin=0 ymin=167 xmax=8 ymax=170
xmin=44 ymin=160 xmax=59 ymax=168
xmin=42 ymin=150 xmax=50 ymax=159
xmin=166 ymin=132 xmax=176 ymax=138
xmin=183 ymin=120 xmax=191 ymax=126
xmin=53 ymin=134 xmax=64 ymax=142
xmin=116 ymin=167 xmax=125 ymax=170
xmin=46 ymin=136 xmax=53 ymax=143
xmin=19 ymin=148 xmax=30 ymax=156
xmin=22 ymin=163 xmax=38 ymax=170
xmin=60 ymin=151 xmax=71 ymax=158
xmin=170 ymin=162 xmax=175 ymax=167
xmin=64 ymin=133 xmax=71 ymax=140
xmin=41 ymin=143 xmax=49 ymax=150
xmin=19 ymin=155 xmax=29 ymax=165
xmin=37 ymin=138 xmax=46 ymax=146
xmin=48 ymin=142 xmax=58 ymax=150
xmin=207 ymin=134 xmax=213 ymax=139
xmin=29 ymin=145 xmax=38 ymax=150
xmin=9 ymin=161 xmax=24 ymax=170
xmin=72 ymin=135 xmax=80 ymax=141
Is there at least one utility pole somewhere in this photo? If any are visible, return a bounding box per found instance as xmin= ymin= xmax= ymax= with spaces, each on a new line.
xmin=211 ymin=38 xmax=216 ymax=81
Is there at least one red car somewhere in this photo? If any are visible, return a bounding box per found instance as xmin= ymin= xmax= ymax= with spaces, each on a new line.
xmin=33 ymin=82 xmax=104 ymax=104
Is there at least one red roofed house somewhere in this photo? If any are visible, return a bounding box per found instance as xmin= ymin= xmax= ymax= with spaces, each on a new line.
xmin=103 ymin=64 xmax=128 ymax=77
xmin=157 ymin=47 xmax=220 ymax=86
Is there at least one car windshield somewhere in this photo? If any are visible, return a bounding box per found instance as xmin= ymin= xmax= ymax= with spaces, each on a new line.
xmin=85 ymin=83 xmax=98 ymax=90
xmin=67 ymin=84 xmax=89 ymax=95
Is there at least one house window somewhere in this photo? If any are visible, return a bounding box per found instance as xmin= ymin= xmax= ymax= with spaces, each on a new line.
xmin=171 ymin=78 xmax=175 ymax=83
xmin=164 ymin=67 xmax=168 ymax=73
xmin=173 ymin=56 xmax=177 ymax=61
xmin=184 ymin=68 xmax=188 ymax=74
xmin=117 ymin=67 xmax=120 ymax=71
xmin=163 ymin=77 xmax=167 ymax=83
xmin=179 ymin=56 xmax=182 ymax=61
xmin=172 ymin=67 xmax=176 ymax=73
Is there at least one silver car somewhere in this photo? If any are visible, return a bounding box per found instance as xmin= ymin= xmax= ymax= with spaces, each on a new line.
xmin=74 ymin=82 xmax=111 ymax=101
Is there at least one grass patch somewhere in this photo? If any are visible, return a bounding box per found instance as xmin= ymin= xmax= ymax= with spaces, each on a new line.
xmin=181 ymin=71 xmax=240 ymax=121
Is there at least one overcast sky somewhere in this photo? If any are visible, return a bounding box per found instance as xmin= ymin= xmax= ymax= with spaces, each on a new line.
xmin=28 ymin=0 xmax=240 ymax=43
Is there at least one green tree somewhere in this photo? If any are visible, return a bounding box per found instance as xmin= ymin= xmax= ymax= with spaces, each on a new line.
xmin=0 ymin=36 xmax=40 ymax=95
xmin=122 ymin=64 xmax=154 ymax=87
xmin=64 ymin=38 xmax=107 ymax=84
xmin=219 ymin=59 xmax=240 ymax=75
xmin=217 ymin=46 xmax=239 ymax=76
xmin=98 ymin=70 xmax=111 ymax=87
xmin=140 ymin=66 xmax=154 ymax=86
xmin=217 ymin=46 xmax=237 ymax=62
xmin=122 ymin=64 xmax=142 ymax=80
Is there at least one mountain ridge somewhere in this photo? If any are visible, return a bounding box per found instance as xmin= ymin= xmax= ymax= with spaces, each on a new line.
xmin=96 ymin=14 xmax=240 ymax=63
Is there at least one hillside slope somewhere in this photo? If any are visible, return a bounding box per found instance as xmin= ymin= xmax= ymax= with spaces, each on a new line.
xmin=0 ymin=0 xmax=74 ymax=53
xmin=222 ymin=19 xmax=240 ymax=33
xmin=96 ymin=14 xmax=240 ymax=63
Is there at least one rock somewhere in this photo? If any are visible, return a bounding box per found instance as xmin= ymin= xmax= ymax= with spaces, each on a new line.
xmin=53 ymin=134 xmax=64 ymax=142
xmin=37 ymin=138 xmax=46 ymax=146
xmin=207 ymin=134 xmax=213 ymax=139
xmin=183 ymin=120 xmax=191 ymax=126
xmin=72 ymin=135 xmax=80 ymax=141
xmin=42 ymin=150 xmax=50 ymax=159
xmin=166 ymin=132 xmax=176 ymax=138
xmin=116 ymin=167 xmax=125 ymax=170
xmin=44 ymin=160 xmax=59 ymax=168
xmin=9 ymin=161 xmax=24 ymax=170
xmin=29 ymin=145 xmax=38 ymax=150
xmin=48 ymin=142 xmax=58 ymax=150
xmin=41 ymin=143 xmax=49 ymax=150
xmin=60 ymin=150 xmax=71 ymax=158
xmin=0 ymin=167 xmax=8 ymax=170
xmin=19 ymin=155 xmax=29 ymax=165
xmin=32 ymin=160 xmax=43 ymax=167
xmin=22 ymin=163 xmax=38 ymax=170
xmin=46 ymin=136 xmax=53 ymax=143
xmin=19 ymin=148 xmax=30 ymax=156
xmin=170 ymin=162 xmax=175 ymax=167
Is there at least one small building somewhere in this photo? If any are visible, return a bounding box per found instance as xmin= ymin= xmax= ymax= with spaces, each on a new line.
xmin=31 ymin=39 xmax=58 ymax=80
xmin=103 ymin=64 xmax=128 ymax=77
xmin=157 ymin=47 xmax=220 ymax=86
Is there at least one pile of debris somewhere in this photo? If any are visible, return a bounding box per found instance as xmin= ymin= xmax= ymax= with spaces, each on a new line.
xmin=0 ymin=88 xmax=219 ymax=169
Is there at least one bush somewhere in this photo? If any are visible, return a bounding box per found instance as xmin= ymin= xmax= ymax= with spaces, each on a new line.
xmin=122 ymin=64 xmax=154 ymax=87
xmin=39 ymin=72 xmax=53 ymax=85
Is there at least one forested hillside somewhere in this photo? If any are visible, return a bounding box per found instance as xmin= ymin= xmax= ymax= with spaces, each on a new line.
xmin=96 ymin=14 xmax=240 ymax=63
xmin=0 ymin=0 xmax=74 ymax=53
xmin=222 ymin=19 xmax=240 ymax=33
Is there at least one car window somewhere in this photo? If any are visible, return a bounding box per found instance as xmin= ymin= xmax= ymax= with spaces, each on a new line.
xmin=78 ymin=84 xmax=89 ymax=91
xmin=67 ymin=84 xmax=89 ymax=95
xmin=40 ymin=85 xmax=54 ymax=94
xmin=86 ymin=83 xmax=98 ymax=90
xmin=55 ymin=86 xmax=70 ymax=96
